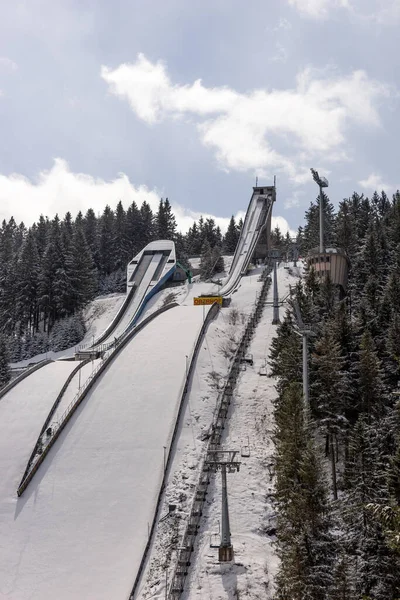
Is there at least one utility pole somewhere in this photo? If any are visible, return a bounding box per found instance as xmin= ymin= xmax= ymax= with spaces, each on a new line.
xmin=292 ymin=298 xmax=315 ymax=413
xmin=205 ymin=450 xmax=240 ymax=562
xmin=272 ymin=260 xmax=280 ymax=325
xmin=311 ymin=168 xmax=329 ymax=253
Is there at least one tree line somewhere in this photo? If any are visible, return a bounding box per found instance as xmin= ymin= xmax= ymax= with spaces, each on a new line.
xmin=270 ymin=189 xmax=400 ymax=599
xmin=0 ymin=198 xmax=242 ymax=377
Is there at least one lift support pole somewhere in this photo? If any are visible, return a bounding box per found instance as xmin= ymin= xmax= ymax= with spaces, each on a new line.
xmin=220 ymin=464 xmax=231 ymax=558
xmin=205 ymin=450 xmax=240 ymax=562
xmin=272 ymin=260 xmax=280 ymax=325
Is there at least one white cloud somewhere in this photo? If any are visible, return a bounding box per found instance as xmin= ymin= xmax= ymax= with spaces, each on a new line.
xmin=288 ymin=0 xmax=400 ymax=23
xmin=0 ymin=57 xmax=18 ymax=71
xmin=272 ymin=216 xmax=297 ymax=237
xmin=287 ymin=0 xmax=350 ymax=19
xmin=269 ymin=43 xmax=289 ymax=63
xmin=284 ymin=190 xmax=306 ymax=209
xmin=364 ymin=1 xmax=400 ymax=25
xmin=0 ymin=159 xmax=293 ymax=236
xmin=273 ymin=17 xmax=293 ymax=31
xmin=101 ymin=54 xmax=390 ymax=182
xmin=358 ymin=173 xmax=392 ymax=191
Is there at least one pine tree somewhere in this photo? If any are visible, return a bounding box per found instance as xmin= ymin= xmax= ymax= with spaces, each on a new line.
xmin=269 ymin=311 xmax=302 ymax=396
xmin=113 ymin=200 xmax=129 ymax=270
xmin=355 ymin=331 xmax=387 ymax=420
xmin=83 ymin=208 xmax=100 ymax=269
xmin=99 ymin=205 xmax=115 ymax=275
xmin=336 ymin=199 xmax=356 ymax=257
xmin=125 ymin=200 xmax=141 ymax=257
xmin=61 ymin=211 xmax=73 ymax=252
xmin=312 ymin=324 xmax=350 ymax=498
xmin=210 ymin=245 xmax=224 ymax=275
xmin=303 ymin=192 xmax=336 ymax=253
xmin=0 ymin=218 xmax=19 ymax=333
xmin=199 ymin=239 xmax=213 ymax=279
xmin=271 ymin=226 xmax=286 ymax=253
xmin=343 ymin=416 xmax=400 ymax=599
xmin=186 ymin=222 xmax=201 ymax=255
xmin=156 ymin=198 xmax=176 ymax=240
xmin=138 ymin=201 xmax=155 ymax=248
xmin=38 ymin=217 xmax=67 ymax=331
xmin=34 ymin=215 xmax=50 ymax=257
xmin=274 ymin=383 xmax=336 ymax=600
xmin=65 ymin=226 xmax=96 ymax=312
xmin=0 ymin=335 xmax=10 ymax=388
xmin=16 ymin=230 xmax=40 ymax=332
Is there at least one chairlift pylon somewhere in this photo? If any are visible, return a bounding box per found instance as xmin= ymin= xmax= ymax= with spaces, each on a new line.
xmin=210 ymin=521 xmax=220 ymax=548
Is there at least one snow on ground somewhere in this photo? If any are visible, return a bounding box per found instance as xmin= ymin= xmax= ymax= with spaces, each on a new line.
xmin=10 ymin=293 xmax=125 ymax=368
xmin=0 ymin=305 xmax=205 ymax=600
xmin=81 ymin=292 xmax=125 ymax=345
xmin=136 ymin=305 xmax=251 ymax=600
xmin=9 ymin=254 xmax=239 ymax=370
xmin=52 ymin=358 xmax=102 ymax=424
xmin=189 ymin=255 xmax=234 ymax=276
xmin=0 ymin=361 xmax=79 ymax=595
xmin=136 ymin=268 xmax=266 ymax=599
xmin=136 ymin=264 xmax=298 ymax=600
xmin=184 ymin=265 xmax=296 ymax=600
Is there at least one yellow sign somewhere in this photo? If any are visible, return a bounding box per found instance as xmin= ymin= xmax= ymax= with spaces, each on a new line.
xmin=194 ymin=296 xmax=223 ymax=306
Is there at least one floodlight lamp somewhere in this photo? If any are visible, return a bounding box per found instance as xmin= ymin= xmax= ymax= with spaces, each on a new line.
xmin=310 ymin=168 xmax=329 ymax=188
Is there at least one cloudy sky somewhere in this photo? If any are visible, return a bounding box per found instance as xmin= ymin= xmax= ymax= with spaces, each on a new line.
xmin=0 ymin=0 xmax=399 ymax=234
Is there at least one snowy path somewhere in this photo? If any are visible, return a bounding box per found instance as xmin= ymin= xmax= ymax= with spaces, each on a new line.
xmin=0 ymin=306 xmax=204 ymax=600
xmin=183 ymin=265 xmax=296 ymax=600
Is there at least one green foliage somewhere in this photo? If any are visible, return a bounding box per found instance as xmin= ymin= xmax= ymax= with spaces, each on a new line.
xmin=274 ymin=384 xmax=335 ymax=600
xmin=223 ymin=215 xmax=240 ymax=253
xmin=271 ymin=187 xmax=400 ymax=598
xmin=0 ymin=335 xmax=10 ymax=388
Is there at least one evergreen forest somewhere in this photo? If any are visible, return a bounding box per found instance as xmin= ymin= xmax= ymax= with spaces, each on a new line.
xmin=271 ymin=190 xmax=400 ymax=599
xmin=0 ymin=198 xmax=241 ymax=375
xmin=1 ymin=186 xmax=400 ymax=597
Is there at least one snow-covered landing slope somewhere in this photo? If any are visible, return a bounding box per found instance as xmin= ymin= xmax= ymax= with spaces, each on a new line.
xmin=0 ymin=361 xmax=79 ymax=593
xmin=0 ymin=306 xmax=204 ymax=600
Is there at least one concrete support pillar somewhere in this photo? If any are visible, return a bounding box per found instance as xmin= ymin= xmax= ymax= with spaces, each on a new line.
xmin=272 ymin=261 xmax=280 ymax=325
xmin=219 ymin=464 xmax=233 ymax=561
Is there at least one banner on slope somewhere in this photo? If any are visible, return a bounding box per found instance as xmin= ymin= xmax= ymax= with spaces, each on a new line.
xmin=193 ymin=296 xmax=223 ymax=306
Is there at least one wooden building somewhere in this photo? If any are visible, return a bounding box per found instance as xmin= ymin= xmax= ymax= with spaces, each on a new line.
xmin=306 ymin=247 xmax=349 ymax=292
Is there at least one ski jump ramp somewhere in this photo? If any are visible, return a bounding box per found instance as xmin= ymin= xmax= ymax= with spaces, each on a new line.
xmin=0 ymin=187 xmax=276 ymax=599
xmin=219 ymin=185 xmax=275 ymax=296
xmin=92 ymin=240 xmax=176 ymax=347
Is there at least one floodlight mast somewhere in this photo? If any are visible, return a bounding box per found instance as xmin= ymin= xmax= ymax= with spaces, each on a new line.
xmin=311 ymin=168 xmax=329 ymax=254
